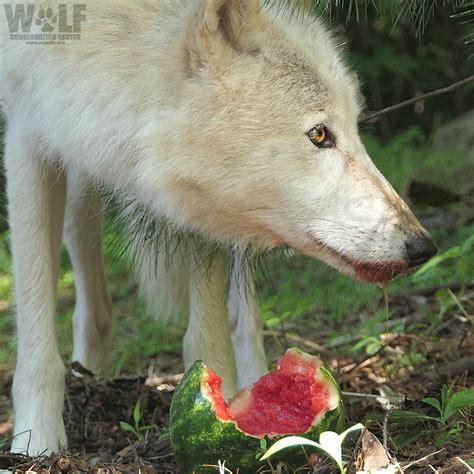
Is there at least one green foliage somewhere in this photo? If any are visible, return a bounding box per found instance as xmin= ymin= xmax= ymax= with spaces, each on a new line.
xmin=452 ymin=3 xmax=474 ymax=58
xmin=400 ymin=352 xmax=426 ymax=367
xmin=352 ymin=335 xmax=385 ymax=356
xmin=260 ymin=256 xmax=382 ymax=330
xmin=256 ymin=438 xmax=268 ymax=460
xmin=112 ymin=315 xmax=183 ymax=376
xmin=363 ymin=127 xmax=468 ymax=194
xmin=119 ymin=400 xmax=158 ymax=442
xmin=268 ymin=1 xmax=468 ymax=33
xmin=0 ymin=232 xmax=11 ymax=274
xmin=261 ymin=424 xmax=364 ymax=474
xmin=389 ymin=386 xmax=474 ymax=448
xmin=423 ymin=387 xmax=474 ymax=424
xmin=414 ymin=233 xmax=474 ymax=283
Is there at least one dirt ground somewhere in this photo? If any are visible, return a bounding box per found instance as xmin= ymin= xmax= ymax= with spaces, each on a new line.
xmin=1 ymin=287 xmax=473 ymax=473
xmin=0 ymin=367 xmax=178 ymax=472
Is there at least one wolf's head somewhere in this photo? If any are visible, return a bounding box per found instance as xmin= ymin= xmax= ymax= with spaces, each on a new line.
xmin=150 ymin=0 xmax=436 ymax=283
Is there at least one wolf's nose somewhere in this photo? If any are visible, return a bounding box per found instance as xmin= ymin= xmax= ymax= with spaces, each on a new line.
xmin=405 ymin=234 xmax=437 ymax=267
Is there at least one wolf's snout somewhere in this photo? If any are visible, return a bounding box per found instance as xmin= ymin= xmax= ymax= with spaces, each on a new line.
xmin=405 ymin=234 xmax=437 ymax=267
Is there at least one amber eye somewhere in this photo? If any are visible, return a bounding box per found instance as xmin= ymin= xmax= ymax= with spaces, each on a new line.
xmin=308 ymin=125 xmax=335 ymax=148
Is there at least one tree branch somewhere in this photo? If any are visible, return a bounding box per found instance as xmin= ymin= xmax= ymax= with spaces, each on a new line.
xmin=361 ymin=75 xmax=474 ymax=123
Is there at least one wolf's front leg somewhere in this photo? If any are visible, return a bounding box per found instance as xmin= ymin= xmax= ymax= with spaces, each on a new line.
xmin=64 ymin=173 xmax=113 ymax=375
xmin=6 ymin=132 xmax=67 ymax=455
xmin=184 ymin=253 xmax=238 ymax=399
xmin=228 ymin=255 xmax=268 ymax=389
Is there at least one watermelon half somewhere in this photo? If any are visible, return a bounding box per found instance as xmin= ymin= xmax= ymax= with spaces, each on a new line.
xmin=170 ymin=348 xmax=344 ymax=473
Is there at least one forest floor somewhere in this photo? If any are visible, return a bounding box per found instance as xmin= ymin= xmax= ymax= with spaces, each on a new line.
xmin=0 ymin=127 xmax=473 ymax=473
xmin=0 ymin=281 xmax=472 ymax=473
xmin=0 ymin=290 xmax=474 ymax=473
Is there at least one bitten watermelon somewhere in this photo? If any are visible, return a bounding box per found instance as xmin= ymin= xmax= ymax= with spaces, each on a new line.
xmin=170 ymin=348 xmax=344 ymax=473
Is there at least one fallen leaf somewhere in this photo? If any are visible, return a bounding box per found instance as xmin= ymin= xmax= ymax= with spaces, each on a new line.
xmin=357 ymin=430 xmax=400 ymax=473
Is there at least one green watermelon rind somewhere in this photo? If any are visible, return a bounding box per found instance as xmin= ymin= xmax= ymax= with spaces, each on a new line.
xmin=170 ymin=360 xmax=261 ymax=472
xmin=170 ymin=354 xmax=344 ymax=473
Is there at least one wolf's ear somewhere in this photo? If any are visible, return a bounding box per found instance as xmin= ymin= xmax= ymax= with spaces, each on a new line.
xmin=188 ymin=0 xmax=262 ymax=71
xmin=203 ymin=0 xmax=260 ymax=39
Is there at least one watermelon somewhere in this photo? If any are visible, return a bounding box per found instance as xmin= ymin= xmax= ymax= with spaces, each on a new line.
xmin=170 ymin=348 xmax=344 ymax=473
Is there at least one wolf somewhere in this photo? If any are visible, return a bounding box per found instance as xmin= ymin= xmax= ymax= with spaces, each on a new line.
xmin=0 ymin=0 xmax=437 ymax=455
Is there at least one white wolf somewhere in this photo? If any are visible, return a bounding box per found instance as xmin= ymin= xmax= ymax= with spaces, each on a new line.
xmin=0 ymin=0 xmax=436 ymax=455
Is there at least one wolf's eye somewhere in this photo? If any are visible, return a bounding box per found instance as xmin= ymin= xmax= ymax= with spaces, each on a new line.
xmin=308 ymin=126 xmax=335 ymax=148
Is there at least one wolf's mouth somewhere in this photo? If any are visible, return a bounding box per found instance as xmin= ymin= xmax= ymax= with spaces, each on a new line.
xmin=301 ymin=236 xmax=409 ymax=284
xmin=342 ymin=257 xmax=408 ymax=283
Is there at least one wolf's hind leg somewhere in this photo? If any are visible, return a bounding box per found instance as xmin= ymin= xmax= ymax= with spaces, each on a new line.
xmin=228 ymin=255 xmax=268 ymax=389
xmin=184 ymin=253 xmax=238 ymax=399
xmin=7 ymin=132 xmax=67 ymax=455
xmin=64 ymin=173 xmax=113 ymax=375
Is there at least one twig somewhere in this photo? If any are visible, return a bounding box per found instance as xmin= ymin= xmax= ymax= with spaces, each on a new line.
xmin=455 ymin=457 xmax=474 ymax=473
xmin=341 ymin=357 xmax=378 ymax=374
xmin=341 ymin=391 xmax=381 ymax=400
xmin=280 ymin=320 xmax=289 ymax=349
xmin=71 ymin=361 xmax=95 ymax=377
xmin=401 ymin=448 xmax=445 ymax=471
xmin=361 ymin=76 xmax=474 ymax=122
xmin=341 ymin=391 xmax=404 ymax=406
xmin=262 ymin=330 xmax=326 ymax=352
xmin=447 ymin=288 xmax=470 ymax=318
xmin=420 ymin=356 xmax=474 ymax=381
xmin=347 ymin=427 xmax=367 ymax=472
xmin=145 ymin=373 xmax=183 ymax=388
xmin=382 ymin=409 xmax=391 ymax=450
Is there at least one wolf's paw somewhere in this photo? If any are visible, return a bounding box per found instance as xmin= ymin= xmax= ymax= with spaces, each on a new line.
xmin=10 ymin=422 xmax=67 ymax=456
xmin=35 ymin=6 xmax=57 ymax=33
xmin=11 ymin=359 xmax=67 ymax=455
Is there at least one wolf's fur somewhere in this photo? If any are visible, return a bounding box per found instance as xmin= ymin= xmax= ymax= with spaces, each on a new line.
xmin=1 ymin=0 xmax=432 ymax=455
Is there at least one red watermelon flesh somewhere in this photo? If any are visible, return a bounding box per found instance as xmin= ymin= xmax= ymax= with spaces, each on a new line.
xmin=202 ymin=349 xmax=335 ymax=437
